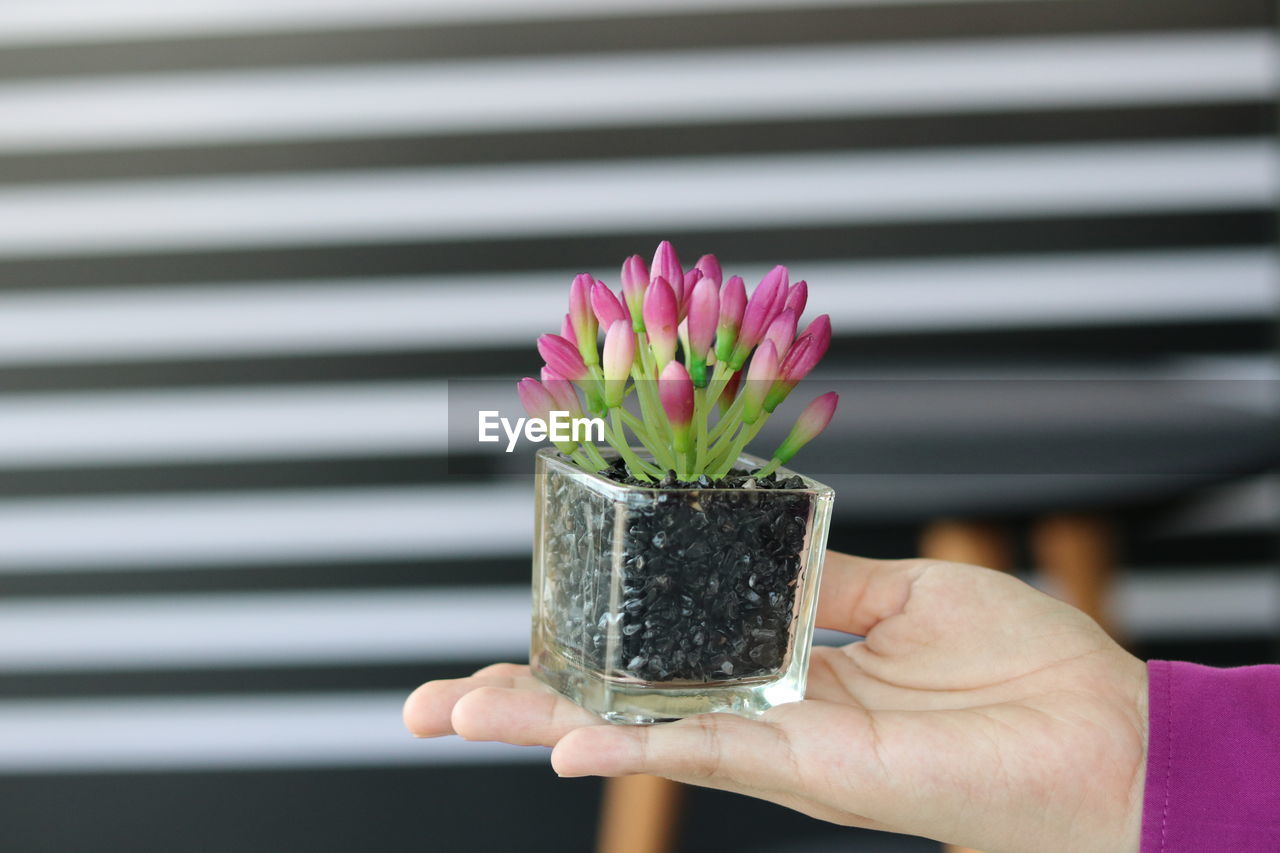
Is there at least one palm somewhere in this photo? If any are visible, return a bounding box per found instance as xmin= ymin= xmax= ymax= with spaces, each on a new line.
xmin=404 ymin=554 xmax=1148 ymax=853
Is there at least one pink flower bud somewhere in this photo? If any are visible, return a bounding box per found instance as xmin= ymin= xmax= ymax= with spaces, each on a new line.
xmin=591 ymin=281 xmax=629 ymax=329
xmin=740 ymin=341 xmax=779 ymax=425
xmin=643 ymin=276 xmax=679 ymax=370
xmin=650 ymin=240 xmax=682 ymax=298
xmin=679 ymin=268 xmax=702 ymax=320
xmin=762 ymin=337 xmax=812 ymax=412
xmin=773 ymin=392 xmax=839 ymax=465
xmin=777 ymin=334 xmax=817 ymax=385
xmin=560 ymin=313 xmax=576 ymax=347
xmin=763 ymin=315 xmax=829 ymax=411
xmin=519 ymin=377 xmax=580 ymax=453
xmin=715 ymin=275 xmax=747 ymax=362
xmin=695 ymin=254 xmax=723 ymax=288
xmin=762 ymin=271 xmax=791 ymax=326
xmin=659 ymin=359 xmax=695 ymax=430
xmin=762 ymin=308 xmax=798 ymax=360
xmin=731 ymin=265 xmax=789 ymax=368
xmin=602 ymin=320 xmax=636 ymax=407
xmin=800 ymin=314 xmax=832 ymax=362
xmin=621 ymin=255 xmax=649 ymax=330
xmin=537 ymin=333 xmax=588 ymax=382
xmin=516 ymin=377 xmax=554 ymax=422
xmin=686 ymin=276 xmax=719 ymax=360
xmin=540 ymin=367 xmax=582 ymax=417
xmin=569 ymin=273 xmax=599 ymax=366
xmin=785 ymin=280 xmax=808 ymax=318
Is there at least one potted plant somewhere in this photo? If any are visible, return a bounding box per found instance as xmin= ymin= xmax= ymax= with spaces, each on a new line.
xmin=521 ymin=242 xmax=837 ymax=724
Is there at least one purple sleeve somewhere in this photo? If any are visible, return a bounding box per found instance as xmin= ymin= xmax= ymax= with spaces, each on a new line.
xmin=1142 ymin=660 xmax=1280 ymax=853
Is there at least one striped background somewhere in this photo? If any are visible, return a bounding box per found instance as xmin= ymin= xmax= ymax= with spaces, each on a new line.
xmin=0 ymin=2 xmax=1276 ymax=851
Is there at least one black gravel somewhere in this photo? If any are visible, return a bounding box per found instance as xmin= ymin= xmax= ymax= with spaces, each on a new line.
xmin=540 ymin=456 xmax=814 ymax=684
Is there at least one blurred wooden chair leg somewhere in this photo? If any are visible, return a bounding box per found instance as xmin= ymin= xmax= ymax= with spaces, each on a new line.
xmin=1031 ymin=513 xmax=1118 ymax=638
xmin=920 ymin=519 xmax=1015 ymax=573
xmin=596 ymin=774 xmax=683 ymax=853
xmin=920 ymin=519 xmax=1013 ymax=853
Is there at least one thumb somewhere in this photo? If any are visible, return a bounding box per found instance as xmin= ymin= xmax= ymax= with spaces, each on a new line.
xmin=815 ymin=552 xmax=925 ymax=635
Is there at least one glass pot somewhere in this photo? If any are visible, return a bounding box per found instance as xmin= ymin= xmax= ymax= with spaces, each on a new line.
xmin=531 ymin=447 xmax=834 ymax=724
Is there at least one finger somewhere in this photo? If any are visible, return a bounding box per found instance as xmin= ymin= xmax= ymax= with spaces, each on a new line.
xmin=402 ymin=667 xmax=539 ymax=737
xmin=816 ymin=552 xmax=925 ymax=635
xmin=551 ymin=710 xmax=802 ymax=792
xmin=470 ymin=662 xmax=532 ymax=679
xmin=450 ymin=685 xmax=603 ymax=746
xmin=553 ymin=701 xmax=897 ymax=831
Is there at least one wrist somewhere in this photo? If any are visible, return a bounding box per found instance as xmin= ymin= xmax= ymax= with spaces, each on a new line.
xmin=1119 ymin=656 xmax=1149 ymax=853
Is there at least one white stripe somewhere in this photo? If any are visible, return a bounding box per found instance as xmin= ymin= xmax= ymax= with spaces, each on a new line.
xmin=0 ymin=587 xmax=530 ymax=671
xmin=0 ymin=383 xmax=450 ymax=467
xmin=1109 ymin=568 xmax=1280 ymax=639
xmin=0 ymin=692 xmax=546 ymax=772
xmin=1157 ymin=475 xmax=1280 ymax=536
xmin=0 ymin=0 xmax=1052 ymax=46
xmin=0 ymin=33 xmax=1270 ymax=152
xmin=0 ymin=140 xmax=1273 ymax=258
xmin=1 ymin=248 xmax=1271 ymax=365
xmin=0 ymin=486 xmax=532 ymax=572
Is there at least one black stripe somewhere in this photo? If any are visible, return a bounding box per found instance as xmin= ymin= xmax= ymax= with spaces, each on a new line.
xmin=0 ymin=661 xmax=488 ymax=700
xmin=0 ymin=319 xmax=1271 ymax=395
xmin=0 ymin=0 xmax=1269 ymax=81
xmin=0 ymin=104 xmax=1268 ymax=187
xmin=1135 ymin=636 xmax=1280 ymax=665
xmin=0 ymin=557 xmax=533 ymax=598
xmin=0 ymin=767 xmax=606 ymax=853
xmin=0 ymin=454 xmax=503 ymax=499
xmin=0 ymin=211 xmax=1270 ymax=293
xmin=1122 ymin=531 xmax=1280 ymax=567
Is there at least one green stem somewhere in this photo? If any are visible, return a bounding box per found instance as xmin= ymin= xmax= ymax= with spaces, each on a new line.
xmin=638 ymin=391 xmax=676 ymax=472
xmin=706 ymin=408 xmax=748 ymax=464
xmin=686 ymin=360 xmax=736 ymax=478
xmin=608 ymin=410 xmax=662 ymax=480
xmin=709 ymin=418 xmax=767 ymax=478
xmin=618 ymin=408 xmax=658 ymax=448
xmin=692 ymin=387 xmax=710 ymax=476
xmin=701 ymin=361 xmax=733 ymax=415
xmin=636 ymin=331 xmax=656 ymax=380
xmin=681 ymin=447 xmax=696 ymax=481
xmin=585 ymin=365 xmax=607 ymax=415
xmin=580 ymin=442 xmax=609 ymax=471
xmin=708 ymin=395 xmax=745 ymax=444
xmin=630 ymin=350 xmax=676 ymax=471
xmin=755 ymin=456 xmax=783 ymax=479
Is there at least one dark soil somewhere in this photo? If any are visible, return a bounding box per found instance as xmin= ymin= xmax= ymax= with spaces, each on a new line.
xmin=541 ymin=456 xmax=814 ymax=683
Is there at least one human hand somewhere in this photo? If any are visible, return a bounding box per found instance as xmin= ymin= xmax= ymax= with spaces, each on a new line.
xmin=404 ymin=553 xmax=1148 ymax=853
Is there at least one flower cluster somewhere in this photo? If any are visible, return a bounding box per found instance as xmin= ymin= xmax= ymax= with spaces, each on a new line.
xmin=518 ymin=241 xmax=838 ymax=482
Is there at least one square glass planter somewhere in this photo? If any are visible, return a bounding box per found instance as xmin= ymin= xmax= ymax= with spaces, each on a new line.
xmin=531 ymin=447 xmax=834 ymax=724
